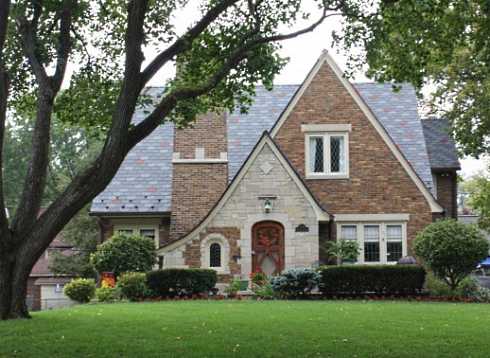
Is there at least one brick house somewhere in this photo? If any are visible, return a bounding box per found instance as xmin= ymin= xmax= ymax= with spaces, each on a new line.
xmin=90 ymin=51 xmax=459 ymax=283
xmin=27 ymin=237 xmax=75 ymax=310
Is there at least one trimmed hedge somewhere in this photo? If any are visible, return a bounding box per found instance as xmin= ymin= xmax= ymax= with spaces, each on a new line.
xmin=319 ymin=265 xmax=426 ymax=296
xmin=147 ymin=269 xmax=217 ymax=297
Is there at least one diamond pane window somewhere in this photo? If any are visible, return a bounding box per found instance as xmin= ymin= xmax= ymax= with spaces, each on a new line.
xmin=309 ymin=137 xmax=324 ymax=173
xmin=364 ymin=225 xmax=380 ymax=262
xmin=210 ymin=243 xmax=221 ymax=268
xmin=340 ymin=225 xmax=357 ymax=241
xmin=330 ymin=136 xmax=344 ymax=173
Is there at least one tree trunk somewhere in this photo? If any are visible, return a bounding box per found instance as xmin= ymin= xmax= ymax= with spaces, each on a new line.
xmin=0 ymin=252 xmax=32 ymax=320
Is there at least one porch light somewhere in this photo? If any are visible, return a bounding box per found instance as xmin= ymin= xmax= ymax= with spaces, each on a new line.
xmin=264 ymin=199 xmax=273 ymax=213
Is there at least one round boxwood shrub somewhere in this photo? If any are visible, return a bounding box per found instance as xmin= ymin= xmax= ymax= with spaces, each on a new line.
xmin=146 ymin=269 xmax=217 ymax=297
xmin=90 ymin=233 xmax=156 ymax=277
xmin=414 ymin=219 xmax=489 ymax=290
xmin=64 ymin=278 xmax=96 ymax=303
xmin=270 ymin=268 xmax=320 ymax=297
xmin=117 ymin=272 xmax=148 ymax=301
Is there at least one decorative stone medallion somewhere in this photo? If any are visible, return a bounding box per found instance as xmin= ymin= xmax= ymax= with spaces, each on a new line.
xmin=260 ymin=161 xmax=273 ymax=175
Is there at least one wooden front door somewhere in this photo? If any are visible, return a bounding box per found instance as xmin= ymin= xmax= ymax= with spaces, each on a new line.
xmin=252 ymin=221 xmax=285 ymax=275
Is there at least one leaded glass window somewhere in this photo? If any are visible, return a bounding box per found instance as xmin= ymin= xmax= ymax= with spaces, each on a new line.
xmin=364 ymin=225 xmax=380 ymax=262
xmin=210 ymin=243 xmax=221 ymax=268
xmin=309 ymin=136 xmax=324 ymax=173
xmin=330 ymin=136 xmax=345 ymax=173
xmin=386 ymin=225 xmax=403 ymax=262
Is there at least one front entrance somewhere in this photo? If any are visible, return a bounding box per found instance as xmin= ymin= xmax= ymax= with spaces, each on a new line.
xmin=252 ymin=221 xmax=285 ymax=275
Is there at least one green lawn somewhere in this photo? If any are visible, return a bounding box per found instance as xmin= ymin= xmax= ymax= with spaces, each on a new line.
xmin=1 ymin=300 xmax=489 ymax=358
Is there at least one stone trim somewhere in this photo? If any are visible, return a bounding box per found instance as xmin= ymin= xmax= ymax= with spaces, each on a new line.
xmin=158 ymin=133 xmax=329 ymax=254
xmin=270 ymin=50 xmax=443 ymax=213
xmin=301 ymin=124 xmax=352 ymax=132
xmin=200 ymin=233 xmax=230 ymax=274
xmin=334 ymin=213 xmax=410 ymax=222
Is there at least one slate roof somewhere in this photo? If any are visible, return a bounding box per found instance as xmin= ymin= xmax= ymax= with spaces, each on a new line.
xmin=421 ymin=118 xmax=460 ymax=170
xmin=90 ymin=88 xmax=174 ymax=214
xmin=354 ymin=83 xmax=435 ymax=191
xmin=91 ymin=83 xmax=442 ymax=215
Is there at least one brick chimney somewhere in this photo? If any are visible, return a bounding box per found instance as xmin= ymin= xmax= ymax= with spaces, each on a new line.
xmin=168 ymin=112 xmax=229 ymax=243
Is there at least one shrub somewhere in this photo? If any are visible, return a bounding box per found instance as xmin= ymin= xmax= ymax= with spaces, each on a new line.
xmin=95 ymin=287 xmax=119 ymax=302
xmin=225 ymin=279 xmax=241 ymax=297
xmin=253 ymin=282 xmax=276 ymax=299
xmin=414 ymin=219 xmax=489 ymax=290
xmin=319 ymin=265 xmax=426 ymax=295
xmin=324 ymin=240 xmax=360 ymax=264
xmin=64 ymin=278 xmax=96 ymax=303
xmin=270 ymin=268 xmax=320 ymax=297
xmin=117 ymin=272 xmax=148 ymax=301
xmin=425 ymin=272 xmax=480 ymax=298
xmin=90 ymin=234 xmax=156 ymax=277
xmin=146 ymin=269 xmax=217 ymax=297
xmin=250 ymin=271 xmax=268 ymax=286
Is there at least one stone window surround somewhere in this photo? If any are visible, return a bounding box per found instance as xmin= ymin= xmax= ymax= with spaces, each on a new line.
xmin=304 ymin=129 xmax=350 ymax=180
xmin=200 ymin=233 xmax=230 ymax=274
xmin=336 ymin=220 xmax=407 ymax=265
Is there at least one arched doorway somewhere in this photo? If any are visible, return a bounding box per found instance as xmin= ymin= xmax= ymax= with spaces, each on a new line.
xmin=252 ymin=221 xmax=285 ymax=275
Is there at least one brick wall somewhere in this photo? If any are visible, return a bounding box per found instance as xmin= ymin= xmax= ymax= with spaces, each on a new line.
xmin=274 ymin=61 xmax=434 ymax=250
xmin=174 ymin=112 xmax=227 ymax=159
xmin=434 ymin=170 xmax=458 ymax=219
xmin=169 ymin=111 xmax=229 ymax=242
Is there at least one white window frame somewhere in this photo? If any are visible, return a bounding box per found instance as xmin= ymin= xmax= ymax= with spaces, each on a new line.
xmin=305 ymin=132 xmax=349 ymax=179
xmin=200 ymin=234 xmax=229 ymax=274
xmin=336 ymin=222 xmax=407 ymax=265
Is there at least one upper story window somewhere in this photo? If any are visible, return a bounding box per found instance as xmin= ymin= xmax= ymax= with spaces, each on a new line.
xmin=302 ymin=124 xmax=350 ymax=179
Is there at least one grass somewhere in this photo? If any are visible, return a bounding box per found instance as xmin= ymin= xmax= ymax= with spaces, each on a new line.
xmin=1 ymin=300 xmax=489 ymax=358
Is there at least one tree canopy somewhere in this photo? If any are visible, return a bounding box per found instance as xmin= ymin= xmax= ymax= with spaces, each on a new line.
xmin=339 ymin=0 xmax=490 ymax=157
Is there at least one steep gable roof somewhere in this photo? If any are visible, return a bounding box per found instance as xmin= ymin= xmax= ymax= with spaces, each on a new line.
xmin=91 ymin=55 xmax=443 ymax=215
xmin=269 ymin=51 xmax=442 ymax=213
xmin=422 ymin=118 xmax=460 ymax=170
xmin=159 ymin=132 xmax=330 ymax=252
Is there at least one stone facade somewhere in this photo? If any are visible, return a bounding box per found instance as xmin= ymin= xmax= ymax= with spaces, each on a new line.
xmin=273 ymin=61 xmax=434 ymax=252
xmin=162 ymin=142 xmax=322 ymax=279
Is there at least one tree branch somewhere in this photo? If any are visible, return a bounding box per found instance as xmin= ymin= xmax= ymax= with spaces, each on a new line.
xmin=0 ymin=0 xmax=11 ymax=248
xmin=12 ymin=0 xmax=75 ymax=236
xmin=130 ymin=7 xmax=336 ymax=145
xmin=141 ymin=0 xmax=241 ymax=85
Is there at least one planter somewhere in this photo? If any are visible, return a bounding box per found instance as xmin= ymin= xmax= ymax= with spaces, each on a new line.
xmin=239 ymin=280 xmax=249 ymax=291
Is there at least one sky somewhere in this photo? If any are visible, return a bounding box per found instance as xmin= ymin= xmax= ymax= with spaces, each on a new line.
xmin=144 ymin=1 xmax=487 ymax=178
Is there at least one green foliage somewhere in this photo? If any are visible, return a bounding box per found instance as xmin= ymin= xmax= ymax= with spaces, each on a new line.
xmin=252 ymin=282 xmax=275 ymax=300
xmin=90 ymin=234 xmax=156 ymax=277
xmin=250 ymin=271 xmax=268 ymax=286
xmin=319 ymin=265 xmax=426 ymax=296
xmin=225 ymin=278 xmax=241 ymax=297
xmin=461 ymin=171 xmax=490 ymax=230
xmin=338 ymin=0 xmax=490 ymax=156
xmin=146 ymin=269 xmax=217 ymax=297
xmin=49 ymin=206 xmax=98 ymax=278
xmin=95 ymin=287 xmax=120 ymax=303
xmin=414 ymin=219 xmax=489 ymax=290
xmin=64 ymin=278 xmax=96 ymax=303
xmin=116 ymin=272 xmax=148 ymax=302
xmin=324 ymin=240 xmax=360 ymax=264
xmin=270 ymin=268 xmax=320 ymax=297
